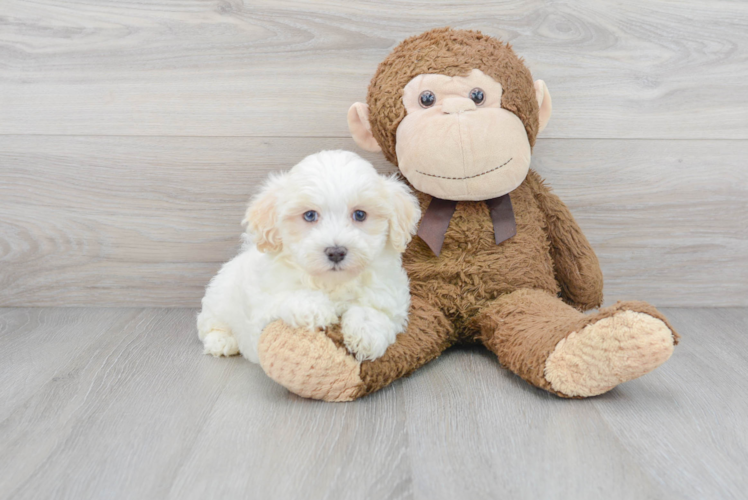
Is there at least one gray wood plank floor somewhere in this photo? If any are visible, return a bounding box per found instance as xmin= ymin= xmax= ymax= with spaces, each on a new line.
xmin=1 ymin=307 xmax=746 ymax=500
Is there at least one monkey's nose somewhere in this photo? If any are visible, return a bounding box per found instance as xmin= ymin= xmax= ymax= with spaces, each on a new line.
xmin=442 ymin=97 xmax=477 ymax=114
xmin=325 ymin=246 xmax=348 ymax=263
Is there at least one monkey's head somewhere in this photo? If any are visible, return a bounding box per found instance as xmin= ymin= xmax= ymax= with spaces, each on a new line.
xmin=348 ymin=28 xmax=552 ymax=201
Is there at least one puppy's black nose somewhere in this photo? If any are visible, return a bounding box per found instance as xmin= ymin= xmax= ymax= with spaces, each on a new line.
xmin=325 ymin=246 xmax=347 ymax=263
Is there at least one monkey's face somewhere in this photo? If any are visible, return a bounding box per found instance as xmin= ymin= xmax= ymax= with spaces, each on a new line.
xmin=395 ymin=69 xmax=531 ymax=201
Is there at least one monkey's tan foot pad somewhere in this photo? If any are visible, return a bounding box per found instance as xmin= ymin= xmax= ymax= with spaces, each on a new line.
xmin=258 ymin=320 xmax=366 ymax=402
xmin=545 ymin=309 xmax=677 ymax=398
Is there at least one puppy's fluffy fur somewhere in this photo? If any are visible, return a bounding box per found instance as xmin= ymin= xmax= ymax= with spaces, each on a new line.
xmin=197 ymin=150 xmax=421 ymax=363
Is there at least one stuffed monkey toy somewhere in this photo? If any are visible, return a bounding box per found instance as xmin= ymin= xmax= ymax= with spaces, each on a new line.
xmin=257 ymin=28 xmax=679 ymax=401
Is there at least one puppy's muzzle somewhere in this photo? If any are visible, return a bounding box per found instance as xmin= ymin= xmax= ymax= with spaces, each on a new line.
xmin=325 ymin=246 xmax=348 ymax=264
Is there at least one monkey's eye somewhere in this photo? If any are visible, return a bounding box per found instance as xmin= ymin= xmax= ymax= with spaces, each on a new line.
xmin=469 ymin=88 xmax=485 ymax=105
xmin=352 ymin=210 xmax=367 ymax=222
xmin=303 ymin=210 xmax=318 ymax=222
xmin=419 ymin=90 xmax=436 ymax=108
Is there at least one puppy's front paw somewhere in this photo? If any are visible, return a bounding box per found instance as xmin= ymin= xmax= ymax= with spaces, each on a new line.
xmin=202 ymin=329 xmax=240 ymax=357
xmin=280 ymin=293 xmax=339 ymax=331
xmin=341 ymin=307 xmax=399 ymax=362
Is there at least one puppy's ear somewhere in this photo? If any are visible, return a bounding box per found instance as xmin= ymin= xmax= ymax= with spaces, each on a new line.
xmin=383 ymin=175 xmax=421 ymax=253
xmin=243 ymin=174 xmax=285 ymax=253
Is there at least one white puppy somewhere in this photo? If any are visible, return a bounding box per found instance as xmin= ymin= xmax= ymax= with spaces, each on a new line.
xmin=197 ymin=150 xmax=421 ymax=363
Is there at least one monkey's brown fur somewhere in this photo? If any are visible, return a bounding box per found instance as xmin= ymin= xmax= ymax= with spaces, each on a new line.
xmin=257 ymin=28 xmax=679 ymax=401
xmin=352 ymin=174 xmax=678 ymax=398
xmin=368 ymin=27 xmax=540 ymax=165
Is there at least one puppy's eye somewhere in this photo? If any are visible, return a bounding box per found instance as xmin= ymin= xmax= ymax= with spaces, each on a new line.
xmin=469 ymin=88 xmax=485 ymax=105
xmin=352 ymin=210 xmax=367 ymax=222
xmin=419 ymin=90 xmax=436 ymax=108
xmin=303 ymin=210 xmax=318 ymax=222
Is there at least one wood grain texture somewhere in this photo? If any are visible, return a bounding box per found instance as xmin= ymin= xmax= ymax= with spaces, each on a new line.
xmin=1 ymin=0 xmax=747 ymax=138
xmin=0 ymin=308 xmax=236 ymax=499
xmin=532 ymin=139 xmax=748 ymax=307
xmin=400 ymin=307 xmax=748 ymax=500
xmin=1 ymin=2 xmax=745 ymax=497
xmin=0 ymin=307 xmax=746 ymax=499
xmin=1 ymin=136 xmax=745 ymax=307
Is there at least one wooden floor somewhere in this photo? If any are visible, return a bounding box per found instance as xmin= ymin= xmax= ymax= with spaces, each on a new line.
xmin=0 ymin=307 xmax=746 ymax=500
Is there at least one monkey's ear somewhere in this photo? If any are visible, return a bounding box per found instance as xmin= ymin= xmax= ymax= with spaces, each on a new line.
xmin=347 ymin=103 xmax=382 ymax=153
xmin=534 ymin=80 xmax=552 ymax=134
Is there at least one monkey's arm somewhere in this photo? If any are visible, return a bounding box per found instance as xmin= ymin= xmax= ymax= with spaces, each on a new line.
xmin=527 ymin=171 xmax=603 ymax=311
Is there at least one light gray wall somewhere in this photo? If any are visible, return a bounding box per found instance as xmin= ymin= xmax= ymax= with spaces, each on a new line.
xmin=1 ymin=0 xmax=746 ymax=306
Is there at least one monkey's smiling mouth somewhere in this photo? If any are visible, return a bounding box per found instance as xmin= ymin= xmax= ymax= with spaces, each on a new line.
xmin=416 ymin=158 xmax=513 ymax=180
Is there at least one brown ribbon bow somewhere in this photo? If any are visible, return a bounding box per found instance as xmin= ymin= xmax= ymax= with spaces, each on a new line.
xmin=416 ymin=194 xmax=517 ymax=256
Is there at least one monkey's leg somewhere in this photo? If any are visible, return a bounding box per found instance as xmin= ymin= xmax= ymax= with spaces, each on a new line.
xmin=474 ymin=289 xmax=679 ymax=397
xmin=258 ymin=295 xmax=455 ymax=401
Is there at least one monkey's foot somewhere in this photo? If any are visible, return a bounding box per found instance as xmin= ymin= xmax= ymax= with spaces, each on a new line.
xmin=257 ymin=320 xmax=366 ymax=402
xmin=544 ymin=306 xmax=677 ymax=397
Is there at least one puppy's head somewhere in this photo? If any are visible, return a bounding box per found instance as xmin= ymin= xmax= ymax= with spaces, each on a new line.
xmin=244 ymin=150 xmax=421 ymax=283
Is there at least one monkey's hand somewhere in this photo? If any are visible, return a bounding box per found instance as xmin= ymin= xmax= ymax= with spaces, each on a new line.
xmin=530 ymin=172 xmax=603 ymax=311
